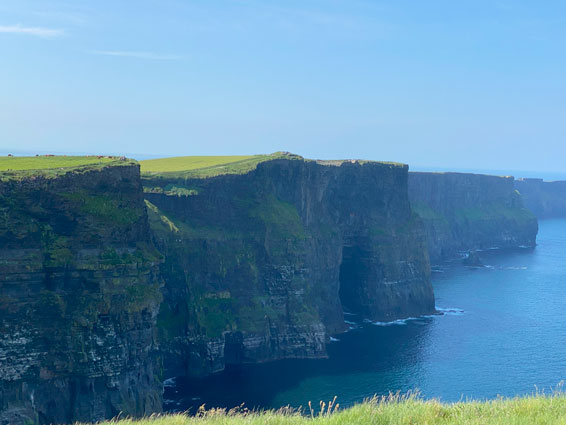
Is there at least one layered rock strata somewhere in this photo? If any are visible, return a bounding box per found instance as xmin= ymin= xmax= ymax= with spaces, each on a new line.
xmin=0 ymin=163 xmax=163 ymax=424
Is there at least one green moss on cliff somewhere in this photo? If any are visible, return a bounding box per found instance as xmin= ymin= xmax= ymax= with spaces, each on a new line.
xmin=411 ymin=203 xmax=446 ymax=221
xmin=42 ymin=230 xmax=74 ymax=267
xmin=250 ymin=194 xmax=306 ymax=240
xmin=61 ymin=191 xmax=141 ymax=225
xmin=196 ymin=295 xmax=237 ymax=336
xmin=147 ymin=190 xmax=315 ymax=339
xmin=454 ymin=203 xmax=535 ymax=224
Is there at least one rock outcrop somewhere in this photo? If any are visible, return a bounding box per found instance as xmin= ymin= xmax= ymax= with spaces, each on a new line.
xmin=144 ymin=157 xmax=435 ymax=379
xmin=409 ymin=172 xmax=538 ymax=263
xmin=515 ymin=178 xmax=566 ymax=218
xmin=0 ymin=162 xmax=163 ymax=425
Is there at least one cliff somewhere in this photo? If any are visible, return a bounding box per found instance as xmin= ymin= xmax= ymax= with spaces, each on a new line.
xmin=142 ymin=155 xmax=435 ymax=378
xmin=409 ymin=172 xmax=538 ymax=263
xmin=0 ymin=160 xmax=163 ymax=424
xmin=515 ymin=178 xmax=566 ymax=218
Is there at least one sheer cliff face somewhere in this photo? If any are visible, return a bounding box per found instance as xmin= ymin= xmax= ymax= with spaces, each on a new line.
xmin=409 ymin=172 xmax=538 ymax=263
xmin=144 ymin=158 xmax=435 ymax=378
xmin=0 ymin=164 xmax=163 ymax=425
xmin=515 ymin=178 xmax=566 ymax=218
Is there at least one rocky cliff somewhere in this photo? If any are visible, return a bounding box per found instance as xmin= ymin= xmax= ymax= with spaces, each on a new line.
xmin=143 ymin=157 xmax=435 ymax=379
xmin=0 ymin=161 xmax=163 ymax=424
xmin=409 ymin=172 xmax=538 ymax=263
xmin=515 ymin=178 xmax=566 ymax=218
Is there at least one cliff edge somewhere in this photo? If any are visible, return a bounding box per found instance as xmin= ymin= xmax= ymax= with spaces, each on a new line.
xmin=409 ymin=172 xmax=538 ymax=263
xmin=515 ymin=178 xmax=566 ymax=218
xmin=142 ymin=154 xmax=435 ymax=378
xmin=0 ymin=159 xmax=163 ymax=424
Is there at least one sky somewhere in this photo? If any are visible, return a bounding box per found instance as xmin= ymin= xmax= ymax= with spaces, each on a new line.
xmin=0 ymin=0 xmax=565 ymax=173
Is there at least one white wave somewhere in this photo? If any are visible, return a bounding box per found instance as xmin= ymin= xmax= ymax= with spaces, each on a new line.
xmin=436 ymin=307 xmax=465 ymax=316
xmin=505 ymin=266 xmax=528 ymax=270
xmin=372 ymin=319 xmax=409 ymax=326
xmin=163 ymin=377 xmax=177 ymax=388
xmin=344 ymin=320 xmax=357 ymax=325
xmin=359 ymin=306 xmax=466 ymax=328
xmin=372 ymin=316 xmax=423 ymax=326
xmin=330 ymin=337 xmax=340 ymax=342
xmin=342 ymin=323 xmax=360 ymax=332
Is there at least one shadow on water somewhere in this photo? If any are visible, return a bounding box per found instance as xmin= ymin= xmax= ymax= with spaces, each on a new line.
xmin=165 ymin=319 xmax=433 ymax=412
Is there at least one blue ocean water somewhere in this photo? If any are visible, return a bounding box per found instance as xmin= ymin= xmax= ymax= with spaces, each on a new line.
xmin=165 ymin=219 xmax=566 ymax=411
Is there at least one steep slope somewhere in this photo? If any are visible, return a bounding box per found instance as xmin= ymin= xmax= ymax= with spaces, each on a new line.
xmin=515 ymin=178 xmax=566 ymax=218
xmin=142 ymin=155 xmax=435 ymax=378
xmin=409 ymin=172 xmax=538 ymax=263
xmin=0 ymin=159 xmax=163 ymax=425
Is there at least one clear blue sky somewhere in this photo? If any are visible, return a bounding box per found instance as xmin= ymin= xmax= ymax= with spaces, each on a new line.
xmin=1 ymin=0 xmax=565 ymax=172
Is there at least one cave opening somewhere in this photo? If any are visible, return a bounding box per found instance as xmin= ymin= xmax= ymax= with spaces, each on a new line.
xmin=338 ymin=244 xmax=370 ymax=317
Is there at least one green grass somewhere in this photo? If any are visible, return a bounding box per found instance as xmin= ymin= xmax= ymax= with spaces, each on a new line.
xmin=140 ymin=153 xmax=302 ymax=179
xmin=140 ymin=155 xmax=258 ymax=173
xmin=140 ymin=153 xmax=406 ymax=180
xmin=0 ymin=155 xmax=119 ymax=171
xmin=0 ymin=155 xmax=133 ymax=180
xmin=98 ymin=393 xmax=566 ymax=425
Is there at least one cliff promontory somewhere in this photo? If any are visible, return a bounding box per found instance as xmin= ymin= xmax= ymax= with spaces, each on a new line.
xmin=142 ymin=154 xmax=435 ymax=379
xmin=0 ymin=159 xmax=163 ymax=424
xmin=409 ymin=172 xmax=538 ymax=263
xmin=515 ymin=178 xmax=566 ymax=218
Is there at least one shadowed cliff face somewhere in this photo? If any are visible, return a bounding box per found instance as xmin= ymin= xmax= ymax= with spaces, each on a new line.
xmin=409 ymin=172 xmax=538 ymax=263
xmin=0 ymin=164 xmax=163 ymax=425
xmin=515 ymin=179 xmax=566 ymax=219
xmin=144 ymin=158 xmax=435 ymax=379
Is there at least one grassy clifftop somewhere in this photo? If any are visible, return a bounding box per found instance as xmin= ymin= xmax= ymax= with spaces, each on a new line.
xmin=140 ymin=153 xmax=405 ymax=180
xmin=140 ymin=152 xmax=302 ymax=179
xmin=0 ymin=155 xmax=134 ymax=180
xmin=98 ymin=394 xmax=566 ymax=425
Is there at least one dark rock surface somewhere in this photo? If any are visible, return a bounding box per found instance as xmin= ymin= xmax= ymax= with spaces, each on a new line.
xmin=462 ymin=250 xmax=483 ymax=267
xmin=0 ymin=164 xmax=163 ymax=424
xmin=515 ymin=178 xmax=566 ymax=218
xmin=144 ymin=158 xmax=435 ymax=379
xmin=409 ymin=172 xmax=538 ymax=263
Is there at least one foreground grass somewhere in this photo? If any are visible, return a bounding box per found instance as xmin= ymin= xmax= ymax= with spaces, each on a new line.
xmin=101 ymin=394 xmax=566 ymax=425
